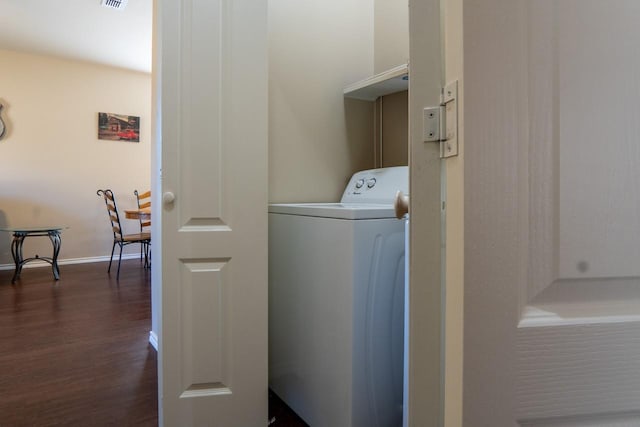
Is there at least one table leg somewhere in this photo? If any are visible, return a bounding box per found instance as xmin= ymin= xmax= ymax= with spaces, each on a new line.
xmin=48 ymin=230 xmax=61 ymax=280
xmin=10 ymin=232 xmax=26 ymax=284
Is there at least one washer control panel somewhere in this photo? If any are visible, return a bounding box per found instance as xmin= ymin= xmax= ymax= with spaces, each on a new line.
xmin=341 ymin=166 xmax=408 ymax=205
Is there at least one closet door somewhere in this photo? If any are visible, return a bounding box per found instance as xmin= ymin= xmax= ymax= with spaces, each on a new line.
xmin=156 ymin=0 xmax=268 ymax=425
xmin=464 ymin=1 xmax=640 ymax=425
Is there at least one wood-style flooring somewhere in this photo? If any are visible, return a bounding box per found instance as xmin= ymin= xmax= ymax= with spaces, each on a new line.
xmin=0 ymin=260 xmax=307 ymax=427
xmin=0 ymin=260 xmax=157 ymax=427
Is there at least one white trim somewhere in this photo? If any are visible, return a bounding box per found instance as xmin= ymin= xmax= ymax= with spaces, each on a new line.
xmin=149 ymin=330 xmax=158 ymax=351
xmin=519 ymin=306 xmax=640 ymax=328
xmin=343 ymin=64 xmax=409 ymax=101
xmin=0 ymin=254 xmax=142 ymax=271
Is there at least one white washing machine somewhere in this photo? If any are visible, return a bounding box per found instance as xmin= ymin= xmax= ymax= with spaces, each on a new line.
xmin=269 ymin=166 xmax=408 ymax=427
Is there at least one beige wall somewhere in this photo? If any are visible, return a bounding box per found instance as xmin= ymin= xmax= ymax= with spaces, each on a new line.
xmin=0 ymin=49 xmax=151 ymax=266
xmin=373 ymin=0 xmax=409 ymax=169
xmin=268 ymin=0 xmax=375 ymax=203
xmin=374 ymin=0 xmax=409 ymax=73
xmin=381 ymin=90 xmax=408 ymax=167
xmin=267 ymin=0 xmax=411 ymax=203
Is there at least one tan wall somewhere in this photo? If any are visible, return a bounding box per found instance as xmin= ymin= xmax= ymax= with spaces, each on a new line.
xmin=374 ymin=0 xmax=409 ymax=73
xmin=373 ymin=0 xmax=409 ymax=168
xmin=0 ymin=49 xmax=151 ymax=266
xmin=381 ymin=90 xmax=408 ymax=167
xmin=268 ymin=0 xmax=375 ymax=203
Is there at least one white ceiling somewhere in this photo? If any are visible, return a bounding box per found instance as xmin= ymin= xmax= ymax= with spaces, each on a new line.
xmin=0 ymin=0 xmax=152 ymax=73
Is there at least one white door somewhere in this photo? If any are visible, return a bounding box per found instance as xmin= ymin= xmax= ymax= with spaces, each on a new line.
xmin=464 ymin=1 xmax=640 ymax=425
xmin=154 ymin=0 xmax=268 ymax=425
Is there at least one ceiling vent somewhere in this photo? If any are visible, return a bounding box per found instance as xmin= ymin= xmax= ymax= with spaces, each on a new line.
xmin=100 ymin=0 xmax=128 ymax=10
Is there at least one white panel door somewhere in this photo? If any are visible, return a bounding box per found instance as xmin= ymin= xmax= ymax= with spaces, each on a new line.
xmin=464 ymin=1 xmax=640 ymax=425
xmin=155 ymin=0 xmax=268 ymax=425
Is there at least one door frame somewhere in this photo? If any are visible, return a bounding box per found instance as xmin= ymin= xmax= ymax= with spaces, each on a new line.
xmin=405 ymin=0 xmax=448 ymax=425
xmin=441 ymin=0 xmax=464 ymax=425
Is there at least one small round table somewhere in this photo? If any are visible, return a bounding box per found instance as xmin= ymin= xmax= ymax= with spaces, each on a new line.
xmin=124 ymin=208 xmax=151 ymax=221
xmin=0 ymin=226 xmax=65 ymax=283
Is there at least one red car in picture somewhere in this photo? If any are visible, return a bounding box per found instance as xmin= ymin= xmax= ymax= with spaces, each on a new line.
xmin=117 ymin=128 xmax=139 ymax=141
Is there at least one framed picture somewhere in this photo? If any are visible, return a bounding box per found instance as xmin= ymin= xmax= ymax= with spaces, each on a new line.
xmin=98 ymin=112 xmax=140 ymax=142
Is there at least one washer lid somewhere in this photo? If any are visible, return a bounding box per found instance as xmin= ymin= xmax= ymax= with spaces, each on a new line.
xmin=268 ymin=203 xmax=396 ymax=220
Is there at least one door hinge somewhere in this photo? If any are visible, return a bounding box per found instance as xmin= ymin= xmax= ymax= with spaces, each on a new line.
xmin=423 ymin=80 xmax=458 ymax=158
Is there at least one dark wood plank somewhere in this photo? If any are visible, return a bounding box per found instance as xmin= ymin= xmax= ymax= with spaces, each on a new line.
xmin=0 ymin=260 xmax=157 ymax=427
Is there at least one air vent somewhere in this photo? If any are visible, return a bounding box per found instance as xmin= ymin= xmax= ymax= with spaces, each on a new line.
xmin=100 ymin=0 xmax=128 ymax=10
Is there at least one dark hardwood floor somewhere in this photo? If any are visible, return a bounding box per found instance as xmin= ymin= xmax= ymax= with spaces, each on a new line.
xmin=0 ymin=260 xmax=307 ymax=426
xmin=0 ymin=260 xmax=157 ymax=427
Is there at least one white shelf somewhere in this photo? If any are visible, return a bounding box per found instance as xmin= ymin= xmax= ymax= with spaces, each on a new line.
xmin=343 ymin=64 xmax=408 ymax=101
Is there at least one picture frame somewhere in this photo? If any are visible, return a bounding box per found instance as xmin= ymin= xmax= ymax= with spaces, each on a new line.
xmin=98 ymin=112 xmax=140 ymax=142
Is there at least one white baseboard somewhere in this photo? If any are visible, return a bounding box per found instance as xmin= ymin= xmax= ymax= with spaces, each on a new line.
xmin=149 ymin=331 xmax=158 ymax=351
xmin=0 ymin=253 xmax=142 ymax=271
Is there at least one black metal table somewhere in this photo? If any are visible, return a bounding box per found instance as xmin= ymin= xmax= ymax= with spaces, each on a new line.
xmin=0 ymin=226 xmax=64 ymax=283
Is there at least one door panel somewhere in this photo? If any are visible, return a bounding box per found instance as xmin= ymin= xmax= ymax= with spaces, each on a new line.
xmin=179 ymin=259 xmax=231 ymax=397
xmin=464 ymin=1 xmax=640 ymax=425
xmin=157 ymin=0 xmax=268 ymax=425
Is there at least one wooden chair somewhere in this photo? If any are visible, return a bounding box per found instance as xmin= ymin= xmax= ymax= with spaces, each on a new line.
xmin=134 ymin=189 xmax=151 ymax=263
xmin=97 ymin=189 xmax=151 ymax=280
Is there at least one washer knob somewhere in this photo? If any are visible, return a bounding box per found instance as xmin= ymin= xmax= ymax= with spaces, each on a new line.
xmin=367 ymin=178 xmax=377 ymax=188
xmin=355 ymin=179 xmax=365 ymax=189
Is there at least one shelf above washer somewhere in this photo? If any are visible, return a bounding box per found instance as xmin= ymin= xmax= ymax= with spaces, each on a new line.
xmin=343 ymin=64 xmax=408 ymax=102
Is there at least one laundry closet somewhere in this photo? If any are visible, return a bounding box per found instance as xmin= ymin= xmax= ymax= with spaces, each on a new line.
xmin=268 ymin=1 xmax=411 ymax=426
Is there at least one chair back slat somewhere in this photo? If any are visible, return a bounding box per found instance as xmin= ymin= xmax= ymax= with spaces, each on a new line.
xmin=97 ymin=189 xmax=124 ymax=240
xmin=134 ymin=189 xmax=152 ymax=232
